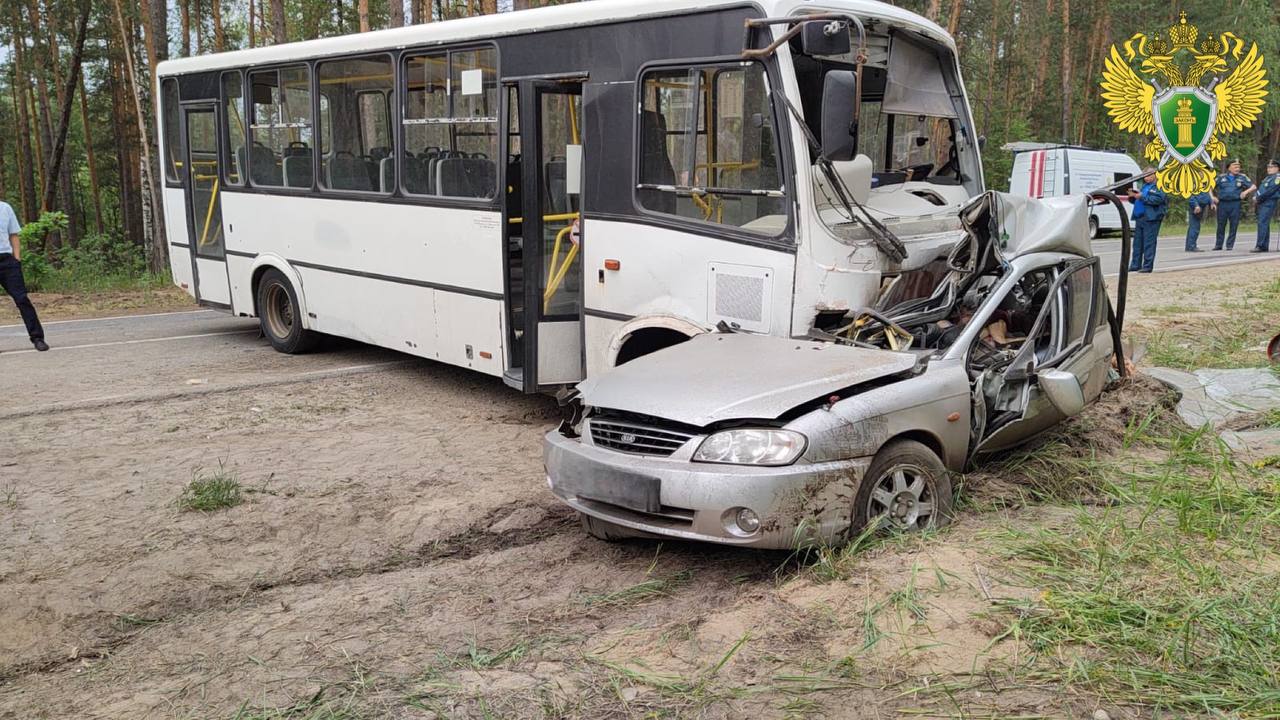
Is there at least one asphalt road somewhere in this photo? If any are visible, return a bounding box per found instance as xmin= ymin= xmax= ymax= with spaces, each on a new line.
xmin=0 ymin=309 xmax=408 ymax=414
xmin=1093 ymin=233 xmax=1280 ymax=275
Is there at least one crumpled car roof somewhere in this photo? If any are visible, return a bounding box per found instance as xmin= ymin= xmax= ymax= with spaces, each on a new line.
xmin=968 ymin=191 xmax=1094 ymax=261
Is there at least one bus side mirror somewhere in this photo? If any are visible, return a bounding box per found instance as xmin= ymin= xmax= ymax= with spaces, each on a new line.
xmin=801 ymin=20 xmax=851 ymax=57
xmin=821 ymin=71 xmax=858 ymax=162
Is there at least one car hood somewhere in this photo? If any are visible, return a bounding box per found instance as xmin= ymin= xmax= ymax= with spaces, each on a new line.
xmin=576 ymin=333 xmax=919 ymax=427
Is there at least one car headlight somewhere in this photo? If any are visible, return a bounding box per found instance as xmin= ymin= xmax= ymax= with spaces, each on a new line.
xmin=692 ymin=429 xmax=807 ymax=466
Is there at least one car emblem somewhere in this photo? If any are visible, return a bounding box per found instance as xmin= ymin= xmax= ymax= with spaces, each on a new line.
xmin=620 ymin=432 xmax=638 ymax=444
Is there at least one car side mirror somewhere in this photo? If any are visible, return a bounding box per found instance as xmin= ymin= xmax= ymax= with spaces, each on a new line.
xmin=1038 ymin=368 xmax=1085 ymax=417
xmin=821 ymin=71 xmax=858 ymax=162
xmin=801 ymin=20 xmax=851 ymax=57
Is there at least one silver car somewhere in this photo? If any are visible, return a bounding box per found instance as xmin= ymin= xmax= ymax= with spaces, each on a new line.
xmin=545 ymin=192 xmax=1117 ymax=548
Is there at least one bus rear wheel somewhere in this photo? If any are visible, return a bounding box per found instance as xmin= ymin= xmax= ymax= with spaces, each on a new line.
xmin=257 ymin=268 xmax=317 ymax=354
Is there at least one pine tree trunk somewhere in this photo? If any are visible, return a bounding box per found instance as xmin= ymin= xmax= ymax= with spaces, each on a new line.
xmin=180 ymin=0 xmax=190 ymax=56
xmin=388 ymin=0 xmax=404 ymax=27
xmin=79 ymin=72 xmax=104 ymax=235
xmin=1059 ymin=0 xmax=1071 ymax=142
xmin=359 ymin=0 xmax=370 ymax=30
xmin=271 ymin=0 xmax=287 ymax=44
xmin=211 ymin=0 xmax=226 ymax=51
xmin=111 ymin=0 xmax=168 ymax=272
xmin=193 ymin=0 xmax=204 ymax=54
xmin=9 ymin=44 xmax=39 ymax=221
xmin=41 ymin=1 xmax=91 ymax=227
xmin=248 ymin=0 xmax=256 ymax=47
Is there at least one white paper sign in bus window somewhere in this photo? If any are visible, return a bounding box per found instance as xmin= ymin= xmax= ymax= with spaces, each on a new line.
xmin=461 ymin=69 xmax=483 ymax=96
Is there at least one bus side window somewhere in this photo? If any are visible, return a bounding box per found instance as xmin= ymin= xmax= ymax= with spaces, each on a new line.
xmin=317 ymin=54 xmax=394 ymax=194
xmin=402 ymin=46 xmax=498 ymax=200
xmin=221 ymin=71 xmax=246 ymax=186
xmin=636 ymin=62 xmax=785 ymax=234
xmin=248 ymin=65 xmax=312 ymax=188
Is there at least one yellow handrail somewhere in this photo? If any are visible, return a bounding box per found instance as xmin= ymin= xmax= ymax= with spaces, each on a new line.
xmin=546 ymin=223 xmax=575 ymax=286
xmin=507 ymin=212 xmax=578 ymax=225
xmin=544 ymin=242 xmax=580 ymax=314
xmin=198 ymin=177 xmax=221 ymax=250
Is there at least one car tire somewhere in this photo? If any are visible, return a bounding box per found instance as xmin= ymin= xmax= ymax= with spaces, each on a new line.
xmin=1089 ymin=216 xmax=1100 ymax=240
xmin=257 ymin=268 xmax=317 ymax=354
xmin=852 ymin=439 xmax=953 ymax=535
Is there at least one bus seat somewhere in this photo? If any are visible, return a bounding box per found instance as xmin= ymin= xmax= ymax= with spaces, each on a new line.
xmin=438 ymin=157 xmax=494 ymax=198
xmin=328 ymin=153 xmax=372 ymax=191
xmin=369 ymin=146 xmax=391 ymax=162
xmin=380 ymin=158 xmax=394 ymax=194
xmin=232 ymin=145 xmax=247 ymax=184
xmin=639 ymin=110 xmax=676 ymax=213
xmin=404 ymin=156 xmax=428 ymax=194
xmin=283 ymin=154 xmax=313 ymax=188
xmin=363 ymin=158 xmax=380 ymax=189
xmin=248 ymin=142 xmax=282 ymax=186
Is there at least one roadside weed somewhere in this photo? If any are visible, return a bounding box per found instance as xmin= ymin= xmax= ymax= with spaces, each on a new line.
xmin=993 ymin=425 xmax=1280 ymax=715
xmin=177 ymin=461 xmax=244 ymax=512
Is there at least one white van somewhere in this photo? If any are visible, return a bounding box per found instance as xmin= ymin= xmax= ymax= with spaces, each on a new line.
xmin=1006 ymin=143 xmax=1141 ymax=239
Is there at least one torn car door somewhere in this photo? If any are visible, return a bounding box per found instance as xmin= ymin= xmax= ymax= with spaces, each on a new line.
xmin=973 ymin=257 xmax=1103 ymax=454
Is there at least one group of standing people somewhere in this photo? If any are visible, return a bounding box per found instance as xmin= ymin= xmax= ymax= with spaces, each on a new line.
xmin=1128 ymin=159 xmax=1280 ymax=274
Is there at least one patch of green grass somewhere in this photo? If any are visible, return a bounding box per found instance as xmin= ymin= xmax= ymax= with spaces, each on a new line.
xmin=177 ymin=462 xmax=244 ymax=512
xmin=1138 ymin=276 xmax=1280 ymax=370
xmin=992 ymin=424 xmax=1280 ymax=715
xmin=579 ymin=569 xmax=693 ymax=607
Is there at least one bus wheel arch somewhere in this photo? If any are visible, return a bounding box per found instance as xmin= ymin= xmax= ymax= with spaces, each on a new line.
xmin=609 ymin=316 xmax=706 ymax=367
xmin=250 ymin=260 xmax=318 ymax=354
xmin=249 ymin=258 xmax=310 ymax=327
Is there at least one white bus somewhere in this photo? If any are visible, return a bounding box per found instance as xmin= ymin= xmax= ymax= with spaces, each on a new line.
xmin=156 ymin=0 xmax=983 ymax=393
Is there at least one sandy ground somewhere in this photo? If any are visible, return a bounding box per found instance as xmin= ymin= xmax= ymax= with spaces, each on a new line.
xmin=0 ymin=265 xmax=1268 ymax=718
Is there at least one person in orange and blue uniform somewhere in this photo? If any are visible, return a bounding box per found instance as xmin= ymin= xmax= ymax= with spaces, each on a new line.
xmin=1127 ymin=168 xmax=1166 ymax=274
xmin=1251 ymin=159 xmax=1279 ymax=253
xmin=1184 ymin=190 xmax=1211 ymax=252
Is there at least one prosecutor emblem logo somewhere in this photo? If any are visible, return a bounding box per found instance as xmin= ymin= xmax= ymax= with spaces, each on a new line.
xmin=1100 ymin=13 xmax=1267 ymax=196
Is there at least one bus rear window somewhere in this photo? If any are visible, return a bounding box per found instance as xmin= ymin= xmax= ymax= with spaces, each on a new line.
xmin=161 ymin=79 xmax=182 ymax=184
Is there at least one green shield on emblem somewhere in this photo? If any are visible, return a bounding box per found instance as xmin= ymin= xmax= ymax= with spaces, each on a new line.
xmin=1153 ymin=88 xmax=1216 ymax=162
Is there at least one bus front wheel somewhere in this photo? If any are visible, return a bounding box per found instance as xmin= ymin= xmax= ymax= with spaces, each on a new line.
xmin=256 ymin=268 xmax=317 ymax=354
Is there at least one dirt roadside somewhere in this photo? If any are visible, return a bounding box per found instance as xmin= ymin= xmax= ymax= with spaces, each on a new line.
xmin=0 ymin=285 xmax=195 ymax=325
xmin=0 ymin=266 xmax=1271 ymax=718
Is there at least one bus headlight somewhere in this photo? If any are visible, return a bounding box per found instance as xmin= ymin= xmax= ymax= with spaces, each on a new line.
xmin=693 ymin=429 xmax=806 ymax=466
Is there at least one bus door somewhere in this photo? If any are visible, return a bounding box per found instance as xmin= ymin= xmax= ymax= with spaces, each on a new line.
xmin=181 ymin=104 xmax=232 ymax=308
xmin=506 ymin=79 xmax=585 ymax=391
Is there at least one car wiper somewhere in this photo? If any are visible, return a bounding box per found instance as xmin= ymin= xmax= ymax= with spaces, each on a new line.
xmin=777 ymin=93 xmax=907 ymax=263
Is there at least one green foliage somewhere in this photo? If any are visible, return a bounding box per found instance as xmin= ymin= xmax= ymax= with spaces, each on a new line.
xmin=5 ymin=209 xmax=166 ymax=295
xmin=177 ymin=463 xmax=244 ymax=513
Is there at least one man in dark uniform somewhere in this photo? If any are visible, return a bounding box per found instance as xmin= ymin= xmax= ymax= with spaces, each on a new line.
xmin=1251 ymin=159 xmax=1280 ymax=253
xmin=0 ymin=199 xmax=49 ymax=351
xmin=1185 ymin=190 xmax=1212 ymax=252
xmin=1212 ymin=159 xmax=1254 ymax=250
xmin=1128 ymin=167 xmax=1167 ymax=273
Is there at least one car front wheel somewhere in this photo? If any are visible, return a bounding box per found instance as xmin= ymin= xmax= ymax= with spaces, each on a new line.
xmin=852 ymin=439 xmax=954 ymax=534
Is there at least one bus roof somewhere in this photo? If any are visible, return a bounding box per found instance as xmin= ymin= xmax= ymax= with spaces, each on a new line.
xmin=156 ymin=0 xmax=953 ymax=76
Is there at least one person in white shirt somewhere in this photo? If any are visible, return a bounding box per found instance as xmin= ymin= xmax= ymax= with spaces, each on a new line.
xmin=0 ymin=201 xmax=49 ymax=352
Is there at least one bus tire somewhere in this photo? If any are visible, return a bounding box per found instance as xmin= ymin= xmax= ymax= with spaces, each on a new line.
xmin=1089 ymin=216 xmax=1099 ymax=240
xmin=256 ymin=268 xmax=317 ymax=354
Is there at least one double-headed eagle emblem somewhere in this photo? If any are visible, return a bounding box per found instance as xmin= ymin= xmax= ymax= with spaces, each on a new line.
xmin=1100 ymin=13 xmax=1268 ymax=196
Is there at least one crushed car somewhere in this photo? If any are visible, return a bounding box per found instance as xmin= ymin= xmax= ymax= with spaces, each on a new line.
xmin=544 ymin=191 xmax=1121 ymax=548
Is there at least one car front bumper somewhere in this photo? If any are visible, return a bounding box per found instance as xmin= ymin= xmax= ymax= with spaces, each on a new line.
xmin=544 ymin=430 xmax=872 ymax=549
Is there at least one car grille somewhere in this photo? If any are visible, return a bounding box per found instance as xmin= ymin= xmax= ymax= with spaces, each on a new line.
xmin=589 ymin=414 xmax=698 ymax=457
